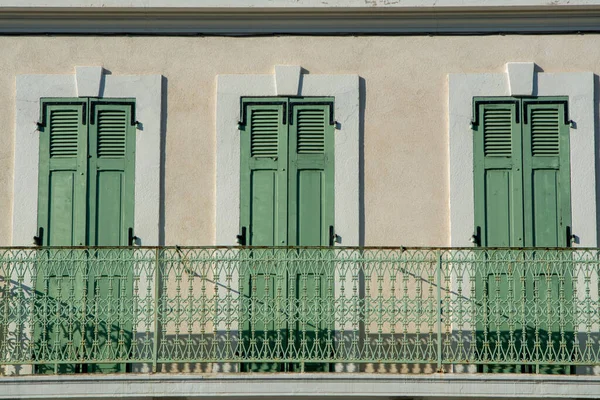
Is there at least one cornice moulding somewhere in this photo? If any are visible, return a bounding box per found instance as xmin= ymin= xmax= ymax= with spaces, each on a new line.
xmin=2 ymin=7 xmax=600 ymax=34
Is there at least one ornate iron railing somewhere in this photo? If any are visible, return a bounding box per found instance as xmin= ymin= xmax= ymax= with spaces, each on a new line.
xmin=1 ymin=247 xmax=599 ymax=374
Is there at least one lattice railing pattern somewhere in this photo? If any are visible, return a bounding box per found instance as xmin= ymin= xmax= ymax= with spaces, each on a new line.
xmin=1 ymin=247 xmax=599 ymax=373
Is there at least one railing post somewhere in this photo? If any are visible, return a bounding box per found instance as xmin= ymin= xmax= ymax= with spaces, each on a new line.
xmin=436 ymin=250 xmax=443 ymax=372
xmin=152 ymin=247 xmax=160 ymax=373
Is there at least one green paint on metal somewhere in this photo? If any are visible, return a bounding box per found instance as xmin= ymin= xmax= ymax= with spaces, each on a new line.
xmin=35 ymin=98 xmax=136 ymax=374
xmin=2 ymin=247 xmax=598 ymax=372
xmin=473 ymin=97 xmax=573 ymax=374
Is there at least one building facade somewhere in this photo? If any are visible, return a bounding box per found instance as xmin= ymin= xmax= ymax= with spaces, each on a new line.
xmin=2 ymin=1 xmax=600 ymax=399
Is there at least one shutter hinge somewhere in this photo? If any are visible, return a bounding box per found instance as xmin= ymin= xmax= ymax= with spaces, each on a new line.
xmin=237 ymin=227 xmax=247 ymax=246
xmin=128 ymin=228 xmax=139 ymax=246
xmin=470 ymin=226 xmax=481 ymax=247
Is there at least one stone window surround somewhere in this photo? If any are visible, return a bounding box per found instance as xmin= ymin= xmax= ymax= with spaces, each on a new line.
xmin=448 ymin=62 xmax=596 ymax=247
xmin=216 ymin=65 xmax=360 ymax=246
xmin=13 ymin=66 xmax=163 ymax=246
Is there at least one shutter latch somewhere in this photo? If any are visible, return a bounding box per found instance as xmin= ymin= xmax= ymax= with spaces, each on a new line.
xmin=329 ymin=226 xmax=340 ymax=246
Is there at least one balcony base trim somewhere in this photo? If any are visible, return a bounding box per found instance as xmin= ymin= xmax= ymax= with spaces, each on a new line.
xmin=2 ymin=373 xmax=600 ymax=399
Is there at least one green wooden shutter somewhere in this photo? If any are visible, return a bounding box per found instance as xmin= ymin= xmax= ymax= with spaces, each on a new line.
xmin=288 ymin=99 xmax=335 ymax=372
xmin=239 ymin=100 xmax=288 ymax=372
xmin=522 ymin=100 xmax=572 ymax=247
xmin=473 ymin=100 xmax=523 ymax=247
xmin=288 ymin=100 xmax=334 ymax=247
xmin=473 ymin=98 xmax=574 ymax=375
xmin=522 ymin=99 xmax=573 ymax=375
xmin=473 ymin=99 xmax=523 ymax=373
xmin=240 ymin=101 xmax=288 ymax=247
xmin=36 ymin=100 xmax=88 ymax=374
xmin=37 ymin=100 xmax=88 ymax=247
xmin=87 ymin=100 xmax=136 ymax=247
xmin=86 ymin=99 xmax=136 ymax=374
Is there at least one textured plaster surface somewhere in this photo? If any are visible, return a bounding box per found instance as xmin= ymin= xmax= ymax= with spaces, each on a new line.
xmin=14 ymin=68 xmax=162 ymax=246
xmin=3 ymin=35 xmax=600 ymax=246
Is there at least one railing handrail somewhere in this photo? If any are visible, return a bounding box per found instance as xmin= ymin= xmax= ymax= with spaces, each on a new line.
xmin=0 ymin=245 xmax=596 ymax=250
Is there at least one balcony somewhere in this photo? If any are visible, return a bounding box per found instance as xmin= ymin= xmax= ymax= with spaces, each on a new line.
xmin=1 ymin=247 xmax=600 ymax=398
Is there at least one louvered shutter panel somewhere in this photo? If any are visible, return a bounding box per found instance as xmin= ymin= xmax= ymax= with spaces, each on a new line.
xmin=522 ymin=100 xmax=574 ymax=375
xmin=87 ymin=100 xmax=136 ymax=374
xmin=35 ymin=100 xmax=88 ymax=374
xmin=483 ymin=107 xmax=513 ymax=157
xmin=288 ymin=100 xmax=334 ymax=247
xmin=87 ymin=100 xmax=136 ymax=247
xmin=288 ymin=100 xmax=335 ymax=373
xmin=473 ymin=100 xmax=523 ymax=247
xmin=473 ymin=101 xmax=524 ymax=374
xmin=37 ymin=100 xmax=88 ymax=246
xmin=530 ymin=107 xmax=560 ymax=156
xmin=239 ymin=101 xmax=288 ymax=246
xmin=239 ymin=100 xmax=288 ymax=373
xmin=250 ymin=108 xmax=280 ymax=158
xmin=296 ymin=107 xmax=326 ymax=154
xmin=522 ymin=100 xmax=571 ymax=247
xmin=97 ymin=108 xmax=127 ymax=158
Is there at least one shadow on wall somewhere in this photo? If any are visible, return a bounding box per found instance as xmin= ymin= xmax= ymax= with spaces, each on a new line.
xmin=159 ymin=76 xmax=168 ymax=247
xmin=594 ymin=74 xmax=600 ymax=246
xmin=359 ymin=77 xmax=366 ymax=247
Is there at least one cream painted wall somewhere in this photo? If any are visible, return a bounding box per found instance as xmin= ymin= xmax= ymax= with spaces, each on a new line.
xmin=2 ymin=35 xmax=600 ymax=247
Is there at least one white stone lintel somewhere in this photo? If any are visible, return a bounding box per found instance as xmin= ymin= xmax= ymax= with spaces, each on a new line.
xmin=275 ymin=65 xmax=302 ymax=96
xmin=75 ymin=66 xmax=104 ymax=97
xmin=506 ymin=62 xmax=535 ymax=96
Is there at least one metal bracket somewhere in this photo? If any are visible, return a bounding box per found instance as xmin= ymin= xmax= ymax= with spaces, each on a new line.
xmin=237 ymin=227 xmax=247 ymax=246
xmin=33 ymin=227 xmax=44 ymax=246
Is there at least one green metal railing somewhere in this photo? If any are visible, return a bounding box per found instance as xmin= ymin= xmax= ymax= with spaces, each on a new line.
xmin=1 ymin=247 xmax=599 ymax=374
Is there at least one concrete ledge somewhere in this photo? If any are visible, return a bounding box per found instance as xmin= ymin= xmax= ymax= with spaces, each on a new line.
xmin=2 ymin=373 xmax=600 ymax=399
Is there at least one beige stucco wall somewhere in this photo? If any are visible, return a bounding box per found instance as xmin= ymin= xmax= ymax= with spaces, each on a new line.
xmin=1 ymin=35 xmax=599 ymax=247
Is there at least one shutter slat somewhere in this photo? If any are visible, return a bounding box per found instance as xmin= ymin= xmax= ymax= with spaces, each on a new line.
xmin=97 ymin=109 xmax=127 ymax=158
xmin=49 ymin=109 xmax=79 ymax=158
xmin=297 ymin=108 xmax=325 ymax=154
xmin=483 ymin=108 xmax=512 ymax=157
xmin=250 ymin=109 xmax=279 ymax=158
xmin=531 ymin=107 xmax=559 ymax=156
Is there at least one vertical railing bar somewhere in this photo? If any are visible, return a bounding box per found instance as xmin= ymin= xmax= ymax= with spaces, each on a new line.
xmin=152 ymin=247 xmax=159 ymax=373
xmin=436 ymin=250 xmax=443 ymax=372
